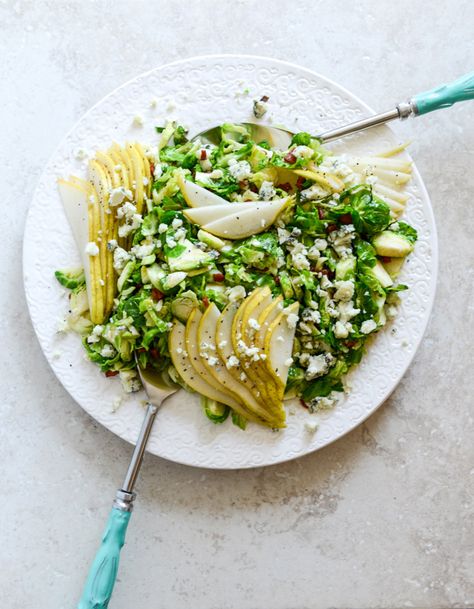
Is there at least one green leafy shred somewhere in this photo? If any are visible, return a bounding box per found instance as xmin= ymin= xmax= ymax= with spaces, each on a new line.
xmin=55 ymin=268 xmax=85 ymax=291
xmin=201 ymin=397 xmax=230 ymax=424
xmin=392 ymin=220 xmax=418 ymax=243
xmin=231 ymin=411 xmax=248 ymax=430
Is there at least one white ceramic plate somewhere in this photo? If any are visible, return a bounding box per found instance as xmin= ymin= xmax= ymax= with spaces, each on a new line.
xmin=23 ymin=55 xmax=437 ymax=469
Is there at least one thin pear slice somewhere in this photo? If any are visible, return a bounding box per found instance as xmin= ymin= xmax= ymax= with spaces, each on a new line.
xmin=185 ymin=309 xmax=245 ymax=411
xmin=264 ymin=302 xmax=300 ymax=393
xmin=169 ymin=321 xmax=242 ymax=411
xmin=198 ymin=304 xmax=275 ymax=426
xmin=362 ymin=166 xmax=411 ymax=186
xmin=57 ymin=178 xmax=91 ymax=289
xmin=95 ymin=150 xmax=121 ymax=248
xmin=241 ymin=287 xmax=273 ymax=345
xmin=236 ymin=287 xmax=281 ymax=403
xmin=94 ymin=152 xmax=121 ymax=299
xmin=239 ymin=289 xmax=281 ymax=404
xmin=132 ymin=142 xmax=152 ymax=196
xmin=255 ymin=296 xmax=284 ymax=349
xmin=372 ymin=190 xmax=405 ymax=216
xmin=236 ymin=291 xmax=286 ymax=424
xmin=253 ymin=297 xmax=285 ymax=396
xmin=110 ymin=142 xmax=134 ymax=190
xmin=202 ymin=197 xmax=291 ymax=240
xmin=216 ymin=302 xmax=262 ymax=399
xmin=177 ymin=174 xmax=226 ymax=208
xmin=217 ymin=303 xmax=285 ymax=428
xmin=96 ymin=151 xmax=121 ymax=188
xmin=373 ymin=142 xmax=411 ymax=158
xmin=110 ymin=143 xmax=135 ymax=224
xmin=107 ymin=144 xmax=134 ymax=250
xmin=293 ymin=168 xmax=345 ymax=192
xmin=86 ymin=185 xmax=106 ymax=324
xmin=89 ymin=159 xmax=115 ymax=317
xmin=351 ymin=156 xmax=412 ymax=173
xmin=183 ymin=202 xmax=266 ymax=226
xmin=372 ymin=182 xmax=408 ymax=205
xmin=231 ymin=287 xmax=275 ymax=403
xmin=57 ymin=179 xmax=104 ymax=323
xmin=126 ymin=142 xmax=145 ymax=214
xmin=108 ymin=145 xmax=132 ymax=192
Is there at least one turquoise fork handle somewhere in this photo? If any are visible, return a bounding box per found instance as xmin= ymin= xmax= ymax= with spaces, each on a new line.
xmin=413 ymin=71 xmax=474 ymax=115
xmin=78 ymin=507 xmax=131 ymax=609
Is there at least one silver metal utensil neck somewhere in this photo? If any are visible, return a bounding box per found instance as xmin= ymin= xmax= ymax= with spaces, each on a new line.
xmin=317 ymin=100 xmax=418 ymax=143
xmin=317 ymin=108 xmax=399 ymax=143
xmin=121 ymin=402 xmax=159 ymax=495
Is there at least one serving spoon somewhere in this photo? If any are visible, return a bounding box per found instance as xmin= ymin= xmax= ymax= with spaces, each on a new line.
xmin=197 ymin=71 xmax=474 ymax=147
xmin=78 ymin=364 xmax=178 ymax=609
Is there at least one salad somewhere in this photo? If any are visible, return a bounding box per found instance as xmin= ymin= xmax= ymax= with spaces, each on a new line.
xmin=56 ymin=121 xmax=417 ymax=430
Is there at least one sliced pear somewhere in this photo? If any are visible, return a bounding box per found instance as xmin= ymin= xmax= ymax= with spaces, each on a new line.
xmin=110 ymin=143 xmax=136 ymax=242
xmin=362 ymin=166 xmax=411 ymax=186
xmin=374 ymin=142 xmax=411 ymax=158
xmin=184 ymin=309 xmax=245 ymax=411
xmin=94 ymin=152 xmax=121 ymax=298
xmin=86 ymin=186 xmax=106 ymax=324
xmin=372 ymin=183 xmax=408 ymax=205
xmin=236 ymin=287 xmax=281 ymax=402
xmin=218 ymin=301 xmax=286 ymax=428
xmin=240 ymin=291 xmax=287 ymax=423
xmin=126 ymin=142 xmax=145 ymax=214
xmin=197 ymin=229 xmax=229 ymax=251
xmin=241 ymin=287 xmax=273 ymax=345
xmin=169 ymin=321 xmax=242 ymax=411
xmin=202 ymin=197 xmax=291 ymax=240
xmin=108 ymin=144 xmax=132 ymax=192
xmin=231 ymin=287 xmax=275 ymax=403
xmin=57 ymin=178 xmax=91 ymax=287
xmin=183 ymin=202 xmax=265 ymax=225
xmin=198 ymin=304 xmax=275 ymax=425
xmin=107 ymin=144 xmax=135 ymax=250
xmin=264 ymin=301 xmax=300 ymax=393
xmin=110 ymin=142 xmax=134 ymax=190
xmin=96 ymin=151 xmax=120 ymax=188
xmin=177 ymin=174 xmax=225 ymax=208
xmin=372 ymin=192 xmax=405 ymax=216
xmin=255 ymin=295 xmax=284 ymax=349
xmin=216 ymin=302 xmax=261 ymax=399
xmin=351 ymin=156 xmax=412 ymax=173
xmin=57 ymin=179 xmax=104 ymax=323
xmin=131 ymin=142 xmax=152 ymax=197
xmin=89 ymin=159 xmax=115 ymax=316
xmin=231 ymin=288 xmax=286 ymax=424
xmin=67 ymin=175 xmax=104 ymax=305
xmin=294 ymin=167 xmax=345 ymax=192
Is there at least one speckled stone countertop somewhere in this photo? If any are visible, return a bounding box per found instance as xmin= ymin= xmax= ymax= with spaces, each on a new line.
xmin=1 ymin=2 xmax=473 ymax=608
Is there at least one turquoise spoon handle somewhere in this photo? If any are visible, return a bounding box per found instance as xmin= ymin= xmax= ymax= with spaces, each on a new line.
xmin=413 ymin=71 xmax=474 ymax=115
xmin=77 ymin=402 xmax=160 ymax=608
xmin=318 ymin=71 xmax=474 ymax=143
xmin=78 ymin=507 xmax=131 ymax=609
